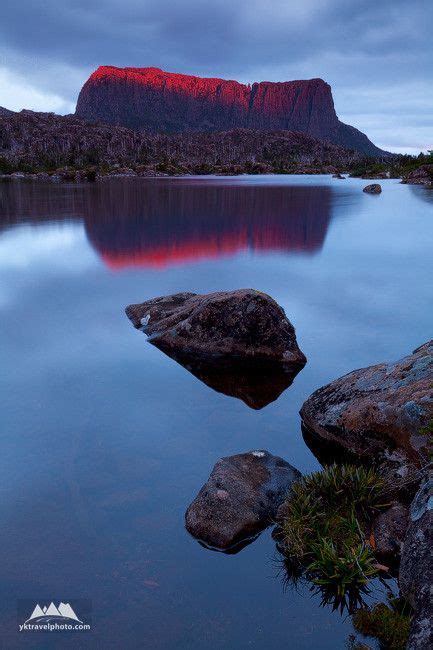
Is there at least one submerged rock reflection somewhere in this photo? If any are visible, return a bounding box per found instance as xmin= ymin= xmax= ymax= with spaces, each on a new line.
xmin=153 ymin=350 xmax=304 ymax=409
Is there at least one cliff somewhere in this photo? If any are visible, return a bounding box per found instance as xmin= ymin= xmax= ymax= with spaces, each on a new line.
xmin=76 ymin=66 xmax=384 ymax=155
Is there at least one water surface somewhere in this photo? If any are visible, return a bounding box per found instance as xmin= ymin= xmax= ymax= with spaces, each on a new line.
xmin=1 ymin=176 xmax=432 ymax=648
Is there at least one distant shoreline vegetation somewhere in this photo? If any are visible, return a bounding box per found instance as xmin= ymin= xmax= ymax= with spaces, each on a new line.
xmin=0 ymin=110 xmax=432 ymax=184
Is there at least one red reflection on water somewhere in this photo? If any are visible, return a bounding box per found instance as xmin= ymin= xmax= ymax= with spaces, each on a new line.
xmin=84 ymin=180 xmax=333 ymax=269
xmin=0 ymin=179 xmax=335 ymax=269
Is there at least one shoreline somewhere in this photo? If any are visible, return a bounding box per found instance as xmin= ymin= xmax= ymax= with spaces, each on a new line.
xmin=1 ymin=170 xmax=431 ymax=187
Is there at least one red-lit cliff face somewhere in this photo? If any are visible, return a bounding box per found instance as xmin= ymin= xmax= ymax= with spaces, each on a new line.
xmin=75 ymin=67 xmax=383 ymax=155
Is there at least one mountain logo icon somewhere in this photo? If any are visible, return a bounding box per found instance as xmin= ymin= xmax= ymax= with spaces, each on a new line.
xmin=25 ymin=601 xmax=83 ymax=623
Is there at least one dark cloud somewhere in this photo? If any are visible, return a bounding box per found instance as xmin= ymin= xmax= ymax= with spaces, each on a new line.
xmin=0 ymin=0 xmax=432 ymax=151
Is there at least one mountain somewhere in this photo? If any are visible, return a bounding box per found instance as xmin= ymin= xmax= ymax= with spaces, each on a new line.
xmin=76 ymin=66 xmax=384 ymax=155
xmin=0 ymin=106 xmax=14 ymax=117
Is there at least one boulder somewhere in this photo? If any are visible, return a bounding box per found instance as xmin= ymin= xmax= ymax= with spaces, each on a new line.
xmin=399 ymin=478 xmax=433 ymax=649
xmin=363 ymin=183 xmax=382 ymax=194
xmin=332 ymin=173 xmax=345 ymax=179
xmin=373 ymin=501 xmax=409 ymax=558
xmin=185 ymin=450 xmax=301 ymax=552
xmin=126 ymin=289 xmax=306 ymax=366
xmin=300 ymin=341 xmax=432 ymax=472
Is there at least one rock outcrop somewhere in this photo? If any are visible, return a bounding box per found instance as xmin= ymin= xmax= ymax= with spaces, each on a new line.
xmin=300 ymin=341 xmax=432 ymax=473
xmin=363 ymin=183 xmax=382 ymax=194
xmin=126 ymin=289 xmax=306 ymax=366
xmin=185 ymin=450 xmax=301 ymax=551
xmin=399 ymin=478 xmax=433 ymax=649
xmin=76 ymin=66 xmax=384 ymax=155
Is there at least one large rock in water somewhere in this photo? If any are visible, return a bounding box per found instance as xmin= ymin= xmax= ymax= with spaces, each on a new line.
xmin=75 ymin=66 xmax=384 ymax=155
xmin=363 ymin=183 xmax=382 ymax=194
xmin=399 ymin=478 xmax=433 ymax=649
xmin=300 ymin=341 xmax=432 ymax=472
xmin=126 ymin=290 xmax=306 ymax=366
xmin=185 ymin=450 xmax=301 ymax=552
xmin=126 ymin=290 xmax=306 ymax=409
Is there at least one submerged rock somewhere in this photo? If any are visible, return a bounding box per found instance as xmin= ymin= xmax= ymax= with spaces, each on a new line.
xmin=185 ymin=450 xmax=301 ymax=552
xmin=363 ymin=183 xmax=382 ymax=194
xmin=399 ymin=478 xmax=433 ymax=649
xmin=300 ymin=341 xmax=432 ymax=472
xmin=126 ymin=289 xmax=306 ymax=365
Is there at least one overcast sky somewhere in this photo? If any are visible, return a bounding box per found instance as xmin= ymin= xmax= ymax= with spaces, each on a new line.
xmin=1 ymin=0 xmax=431 ymax=153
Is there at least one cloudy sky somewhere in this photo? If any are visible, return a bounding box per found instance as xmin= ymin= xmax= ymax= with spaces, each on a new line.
xmin=1 ymin=0 xmax=431 ymax=153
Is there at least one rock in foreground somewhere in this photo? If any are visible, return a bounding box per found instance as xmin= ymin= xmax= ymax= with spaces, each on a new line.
xmin=185 ymin=450 xmax=301 ymax=552
xmin=399 ymin=478 xmax=433 ymax=649
xmin=363 ymin=183 xmax=382 ymax=194
xmin=300 ymin=341 xmax=432 ymax=472
xmin=126 ymin=290 xmax=306 ymax=366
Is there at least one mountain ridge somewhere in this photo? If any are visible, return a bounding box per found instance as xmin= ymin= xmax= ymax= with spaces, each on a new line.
xmin=0 ymin=110 xmax=362 ymax=174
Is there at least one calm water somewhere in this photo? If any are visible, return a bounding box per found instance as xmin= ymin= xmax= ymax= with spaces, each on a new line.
xmin=1 ymin=176 xmax=432 ymax=648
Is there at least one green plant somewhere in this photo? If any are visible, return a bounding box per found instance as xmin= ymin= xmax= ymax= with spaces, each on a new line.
xmin=353 ymin=597 xmax=411 ymax=649
xmin=278 ymin=464 xmax=388 ymax=609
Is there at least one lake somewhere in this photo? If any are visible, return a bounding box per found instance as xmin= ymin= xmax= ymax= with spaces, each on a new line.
xmin=1 ymin=175 xmax=432 ymax=648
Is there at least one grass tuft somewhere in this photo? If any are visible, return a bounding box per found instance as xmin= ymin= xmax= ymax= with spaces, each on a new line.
xmin=352 ymin=597 xmax=411 ymax=650
xmin=278 ymin=464 xmax=388 ymax=610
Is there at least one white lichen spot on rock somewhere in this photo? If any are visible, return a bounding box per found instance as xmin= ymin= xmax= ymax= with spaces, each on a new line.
xmin=139 ymin=314 xmax=151 ymax=330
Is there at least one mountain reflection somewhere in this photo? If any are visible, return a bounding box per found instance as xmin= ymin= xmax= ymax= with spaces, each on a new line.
xmin=0 ymin=178 xmax=334 ymax=267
